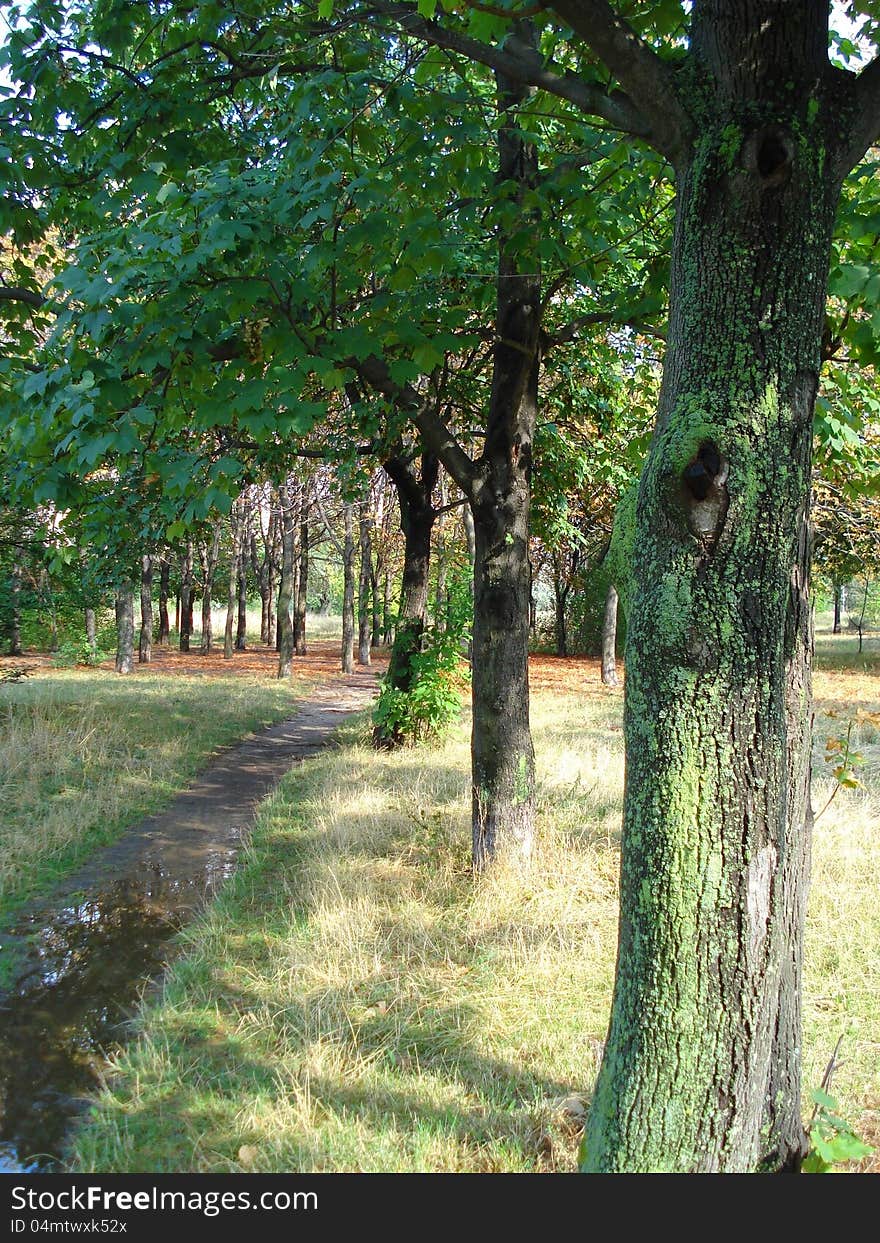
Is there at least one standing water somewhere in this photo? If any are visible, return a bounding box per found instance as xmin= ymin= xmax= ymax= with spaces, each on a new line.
xmin=0 ymin=683 xmax=375 ymax=1172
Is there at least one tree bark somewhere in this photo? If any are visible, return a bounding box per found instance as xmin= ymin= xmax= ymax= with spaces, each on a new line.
xmin=9 ymin=562 xmax=22 ymax=656
xmin=84 ymin=606 xmax=97 ymax=658
xmin=583 ymin=5 xmax=848 ymax=1172
xmin=197 ymin=526 xmax=221 ymax=655
xmin=276 ymin=484 xmax=297 ymax=678
xmin=139 ymin=554 xmax=153 ymax=663
xmin=236 ymin=546 xmax=248 ymax=650
xmin=342 ymin=502 xmax=356 ymax=674
xmin=832 ymin=583 xmax=841 ymax=634
xmin=374 ymin=451 xmax=438 ymax=747
xmin=357 ymin=501 xmax=372 ymax=666
xmin=179 ymin=542 xmax=193 ymax=653
xmin=601 ymin=583 xmax=619 ymax=687
xmin=158 ymin=558 xmax=170 ymax=644
xmin=224 ymin=506 xmax=241 ymax=660
xmin=552 ymin=560 xmax=568 ymax=657
xmin=469 ymin=55 xmax=539 ymax=870
xmin=293 ymin=512 xmax=308 ymax=655
xmin=114 ymin=586 xmax=135 ymax=674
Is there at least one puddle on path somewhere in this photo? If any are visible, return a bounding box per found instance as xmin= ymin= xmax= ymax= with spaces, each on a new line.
xmin=0 ymin=678 xmax=375 ymax=1173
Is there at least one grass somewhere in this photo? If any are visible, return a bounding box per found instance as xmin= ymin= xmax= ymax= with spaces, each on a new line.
xmin=0 ymin=667 xmax=305 ymax=935
xmin=68 ymin=646 xmax=880 ymax=1173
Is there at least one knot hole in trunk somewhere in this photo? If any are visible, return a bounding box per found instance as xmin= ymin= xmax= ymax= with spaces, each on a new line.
xmin=682 ymin=440 xmax=729 ymax=540
xmin=744 ymin=126 xmax=793 ymax=189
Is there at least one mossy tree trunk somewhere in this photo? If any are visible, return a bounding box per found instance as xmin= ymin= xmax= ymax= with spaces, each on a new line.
xmin=580 ymin=3 xmax=858 ymax=1173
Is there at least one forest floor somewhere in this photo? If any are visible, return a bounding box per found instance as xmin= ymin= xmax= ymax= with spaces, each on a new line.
xmin=53 ymin=633 xmax=879 ymax=1174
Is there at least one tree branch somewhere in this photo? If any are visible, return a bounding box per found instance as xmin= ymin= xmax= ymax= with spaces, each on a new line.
xmin=0 ymin=286 xmax=46 ymax=309
xmin=368 ymin=0 xmax=653 ymax=141
xmin=840 ymin=53 xmax=880 ymax=175
xmin=352 ymin=354 xmax=477 ymax=496
xmin=548 ymin=0 xmax=692 ymax=164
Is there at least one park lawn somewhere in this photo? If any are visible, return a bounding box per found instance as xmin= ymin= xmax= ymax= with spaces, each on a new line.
xmin=0 ymin=664 xmax=306 ymax=939
xmin=69 ymin=644 xmax=880 ymax=1173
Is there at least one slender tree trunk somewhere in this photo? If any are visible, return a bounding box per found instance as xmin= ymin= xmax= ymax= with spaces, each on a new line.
xmin=383 ymin=568 xmax=393 ymax=645
xmin=224 ymin=507 xmax=241 ymax=660
xmin=832 ymin=584 xmax=841 ymax=634
xmin=198 ymin=527 xmax=221 ymax=655
xmin=139 ymin=554 xmax=153 ymax=663
xmin=293 ymin=513 xmax=308 ymax=655
xmin=84 ymin=606 xmax=97 ymax=658
xmin=342 ymin=503 xmax=356 ymax=674
xmin=584 ymin=9 xmax=845 ymax=1171
xmin=174 ymin=591 xmax=180 ymax=634
xmin=374 ymin=453 xmax=438 ymax=747
xmin=552 ymin=565 xmax=568 ymax=657
xmin=158 ymin=559 xmax=170 ymax=644
xmin=601 ymin=583 xmax=619 ymax=687
xmin=276 ymin=486 xmax=296 ymax=678
xmin=358 ymin=502 xmax=372 ymax=666
xmin=179 ymin=542 xmax=193 ymax=653
xmin=434 ymin=477 xmax=448 ymax=632
xmin=9 ymin=562 xmax=22 ymax=656
xmin=114 ymin=587 xmax=135 ymax=674
xmin=236 ymin=548 xmax=248 ymax=650
xmin=469 ymin=57 xmax=538 ymax=870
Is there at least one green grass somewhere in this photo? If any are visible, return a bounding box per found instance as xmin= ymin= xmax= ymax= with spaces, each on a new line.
xmin=69 ymin=664 xmax=880 ymax=1173
xmin=0 ymin=669 xmax=305 ymax=937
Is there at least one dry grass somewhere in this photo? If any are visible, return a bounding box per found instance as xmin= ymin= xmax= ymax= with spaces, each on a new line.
xmin=0 ymin=668 xmax=305 ymax=923
xmin=70 ymin=644 xmax=879 ymax=1173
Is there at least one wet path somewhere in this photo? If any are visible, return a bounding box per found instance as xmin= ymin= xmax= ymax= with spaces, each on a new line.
xmin=0 ymin=675 xmax=376 ymax=1172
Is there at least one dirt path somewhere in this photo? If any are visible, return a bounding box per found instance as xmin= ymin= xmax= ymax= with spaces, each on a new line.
xmin=0 ymin=671 xmax=378 ymax=1173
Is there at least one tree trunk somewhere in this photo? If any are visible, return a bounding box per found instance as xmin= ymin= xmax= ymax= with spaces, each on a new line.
xmin=179 ymin=542 xmax=193 ymax=653
xmin=462 ymin=503 xmax=475 ymax=661
xmin=374 ymin=452 xmax=438 ymax=748
xmin=342 ymin=502 xmax=356 ymax=674
xmin=276 ymin=485 xmax=296 ymax=678
xmin=197 ymin=526 xmax=221 ymax=655
xmin=469 ymin=57 xmax=538 ymax=870
xmin=584 ymin=9 xmax=845 ymax=1171
xmin=9 ymin=562 xmax=22 ymax=657
xmin=224 ymin=507 xmax=240 ymax=660
xmin=139 ymin=554 xmax=153 ymax=663
xmin=832 ymin=583 xmax=841 ymax=634
xmin=383 ymin=568 xmax=393 ymax=645
xmin=552 ymin=564 xmax=568 ymax=657
xmin=236 ymin=548 xmax=248 ymax=650
xmin=114 ymin=587 xmax=135 ymax=674
xmin=84 ymin=606 xmax=97 ymax=658
xmin=293 ymin=514 xmax=308 ymax=655
xmin=601 ymin=583 xmax=619 ymax=687
xmin=358 ymin=502 xmax=372 ymax=666
xmin=158 ymin=559 xmax=170 ymax=644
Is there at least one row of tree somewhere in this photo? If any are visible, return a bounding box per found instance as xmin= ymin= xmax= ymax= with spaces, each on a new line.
xmin=3 ymin=0 xmax=880 ymax=1172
